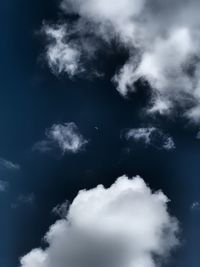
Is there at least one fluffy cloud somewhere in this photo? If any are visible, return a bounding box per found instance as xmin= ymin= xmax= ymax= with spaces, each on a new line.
xmin=20 ymin=175 xmax=179 ymax=267
xmin=124 ymin=127 xmax=175 ymax=151
xmin=0 ymin=158 xmax=20 ymax=170
xmin=42 ymin=0 xmax=200 ymax=122
xmin=33 ymin=122 xmax=88 ymax=154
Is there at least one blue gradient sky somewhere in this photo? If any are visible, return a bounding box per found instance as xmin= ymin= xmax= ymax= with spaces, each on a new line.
xmin=1 ymin=1 xmax=200 ymax=267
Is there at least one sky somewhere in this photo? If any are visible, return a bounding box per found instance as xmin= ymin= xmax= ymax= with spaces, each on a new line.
xmin=1 ymin=0 xmax=200 ymax=267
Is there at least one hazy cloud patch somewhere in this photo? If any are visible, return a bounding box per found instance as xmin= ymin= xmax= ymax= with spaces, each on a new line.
xmin=0 ymin=158 xmax=20 ymax=171
xmin=0 ymin=180 xmax=9 ymax=192
xmin=33 ymin=122 xmax=88 ymax=154
xmin=124 ymin=127 xmax=175 ymax=151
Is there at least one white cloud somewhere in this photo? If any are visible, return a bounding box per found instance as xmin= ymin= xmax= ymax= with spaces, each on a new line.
xmin=43 ymin=24 xmax=82 ymax=76
xmin=0 ymin=180 xmax=9 ymax=192
xmin=42 ymin=0 xmax=200 ymax=122
xmin=34 ymin=122 xmax=88 ymax=154
xmin=20 ymin=175 xmax=179 ymax=267
xmin=0 ymin=158 xmax=20 ymax=171
xmin=125 ymin=127 xmax=175 ymax=151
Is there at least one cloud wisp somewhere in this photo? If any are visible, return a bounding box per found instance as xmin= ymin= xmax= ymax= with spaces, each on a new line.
xmin=191 ymin=201 xmax=200 ymax=211
xmin=124 ymin=127 xmax=175 ymax=151
xmin=0 ymin=180 xmax=9 ymax=192
xmin=42 ymin=0 xmax=200 ymax=122
xmin=33 ymin=122 xmax=88 ymax=154
xmin=20 ymin=175 xmax=179 ymax=267
xmin=0 ymin=158 xmax=20 ymax=171
xmin=11 ymin=193 xmax=35 ymax=209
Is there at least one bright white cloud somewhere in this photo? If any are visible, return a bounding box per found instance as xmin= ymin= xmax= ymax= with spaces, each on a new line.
xmin=0 ymin=158 xmax=20 ymax=171
xmin=20 ymin=175 xmax=179 ymax=267
xmin=34 ymin=122 xmax=88 ymax=154
xmin=125 ymin=127 xmax=175 ymax=151
xmin=42 ymin=0 xmax=200 ymax=122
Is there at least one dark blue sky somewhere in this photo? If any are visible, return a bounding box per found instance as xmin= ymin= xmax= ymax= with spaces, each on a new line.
xmin=1 ymin=1 xmax=200 ymax=267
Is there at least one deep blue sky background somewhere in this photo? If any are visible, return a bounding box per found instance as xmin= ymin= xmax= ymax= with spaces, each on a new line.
xmin=0 ymin=1 xmax=200 ymax=267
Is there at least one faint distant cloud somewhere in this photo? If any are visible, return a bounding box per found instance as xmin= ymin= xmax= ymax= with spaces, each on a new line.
xmin=0 ymin=180 xmax=9 ymax=192
xmin=11 ymin=193 xmax=35 ymax=209
xmin=33 ymin=122 xmax=88 ymax=154
xmin=191 ymin=201 xmax=200 ymax=211
xmin=124 ymin=127 xmax=175 ymax=151
xmin=0 ymin=158 xmax=20 ymax=171
xmin=196 ymin=131 xmax=200 ymax=139
xmin=52 ymin=200 xmax=69 ymax=218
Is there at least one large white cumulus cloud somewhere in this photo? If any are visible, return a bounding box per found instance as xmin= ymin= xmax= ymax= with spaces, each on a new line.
xmin=43 ymin=0 xmax=200 ymax=122
xmin=20 ymin=175 xmax=179 ymax=267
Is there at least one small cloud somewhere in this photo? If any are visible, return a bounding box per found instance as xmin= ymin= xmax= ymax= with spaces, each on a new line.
xmin=52 ymin=200 xmax=69 ymax=218
xmin=125 ymin=127 xmax=156 ymax=145
xmin=0 ymin=158 xmax=20 ymax=171
xmin=191 ymin=201 xmax=200 ymax=211
xmin=162 ymin=137 xmax=176 ymax=151
xmin=124 ymin=127 xmax=175 ymax=151
xmin=0 ymin=180 xmax=9 ymax=192
xmin=42 ymin=24 xmax=83 ymax=77
xmin=34 ymin=122 xmax=88 ymax=155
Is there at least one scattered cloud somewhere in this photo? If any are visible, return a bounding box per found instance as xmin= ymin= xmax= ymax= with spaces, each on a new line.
xmin=33 ymin=122 xmax=88 ymax=154
xmin=0 ymin=180 xmax=9 ymax=192
xmin=52 ymin=200 xmax=69 ymax=218
xmin=124 ymin=127 xmax=175 ymax=151
xmin=0 ymin=158 xmax=20 ymax=171
xmin=42 ymin=0 xmax=200 ymax=122
xmin=43 ymin=24 xmax=83 ymax=76
xmin=20 ymin=175 xmax=179 ymax=267
xmin=191 ymin=201 xmax=200 ymax=211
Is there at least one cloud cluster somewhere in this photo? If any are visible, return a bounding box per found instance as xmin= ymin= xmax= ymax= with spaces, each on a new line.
xmin=43 ymin=0 xmax=200 ymax=122
xmin=34 ymin=122 xmax=88 ymax=154
xmin=20 ymin=175 xmax=179 ymax=267
xmin=124 ymin=127 xmax=175 ymax=151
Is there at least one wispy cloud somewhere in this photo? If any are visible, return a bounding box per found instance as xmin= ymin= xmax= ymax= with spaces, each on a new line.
xmin=124 ymin=127 xmax=175 ymax=151
xmin=20 ymin=175 xmax=179 ymax=267
xmin=0 ymin=158 xmax=20 ymax=171
xmin=52 ymin=200 xmax=69 ymax=218
xmin=34 ymin=122 xmax=88 ymax=154
xmin=0 ymin=180 xmax=9 ymax=192
xmin=12 ymin=193 xmax=35 ymax=209
xmin=42 ymin=0 xmax=200 ymax=122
